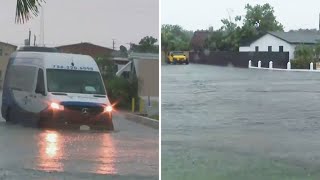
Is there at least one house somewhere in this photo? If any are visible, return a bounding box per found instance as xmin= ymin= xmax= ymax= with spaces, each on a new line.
xmin=239 ymin=31 xmax=320 ymax=61
xmin=190 ymin=30 xmax=210 ymax=51
xmin=0 ymin=42 xmax=17 ymax=87
xmin=131 ymin=53 xmax=158 ymax=116
xmin=56 ymin=42 xmax=114 ymax=59
xmin=116 ymin=52 xmax=159 ymax=116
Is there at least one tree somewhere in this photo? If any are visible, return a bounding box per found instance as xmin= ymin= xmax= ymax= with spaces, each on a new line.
xmin=204 ymin=3 xmax=284 ymax=52
xmin=161 ymin=24 xmax=193 ymax=54
xmin=241 ymin=3 xmax=284 ymax=39
xmin=95 ymin=56 xmax=117 ymax=80
xmin=130 ymin=36 xmax=158 ymax=53
xmin=138 ymin=36 xmax=158 ymax=53
xmin=119 ymin=45 xmax=128 ymax=57
xmin=291 ymin=44 xmax=320 ymax=69
xmin=15 ymin=0 xmax=45 ymax=23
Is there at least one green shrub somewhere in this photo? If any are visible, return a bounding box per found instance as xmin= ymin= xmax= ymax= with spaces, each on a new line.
xmin=105 ymin=76 xmax=138 ymax=110
xmin=291 ymin=45 xmax=318 ymax=69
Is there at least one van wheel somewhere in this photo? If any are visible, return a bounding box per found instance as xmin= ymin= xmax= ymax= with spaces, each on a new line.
xmin=186 ymin=61 xmax=189 ymax=65
xmin=5 ymin=108 xmax=15 ymax=123
xmin=5 ymin=109 xmax=11 ymax=122
xmin=100 ymin=117 xmax=114 ymax=131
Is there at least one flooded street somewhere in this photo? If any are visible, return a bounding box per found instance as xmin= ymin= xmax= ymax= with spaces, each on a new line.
xmin=162 ymin=64 xmax=320 ymax=180
xmin=0 ymin=108 xmax=158 ymax=179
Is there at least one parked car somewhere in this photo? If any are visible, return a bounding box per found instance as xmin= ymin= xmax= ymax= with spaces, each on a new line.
xmin=166 ymin=51 xmax=189 ymax=65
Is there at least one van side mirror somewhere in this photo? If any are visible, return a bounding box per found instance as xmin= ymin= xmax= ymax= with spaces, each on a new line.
xmin=35 ymin=88 xmax=46 ymax=96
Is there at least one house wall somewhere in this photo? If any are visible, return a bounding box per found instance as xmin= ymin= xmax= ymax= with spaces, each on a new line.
xmin=239 ymin=34 xmax=296 ymax=61
xmin=133 ymin=59 xmax=159 ymax=97
xmin=0 ymin=43 xmax=16 ymax=87
xmin=133 ymin=58 xmax=159 ymax=116
xmin=239 ymin=46 xmax=250 ymax=51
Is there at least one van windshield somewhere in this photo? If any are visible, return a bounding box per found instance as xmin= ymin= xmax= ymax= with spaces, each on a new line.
xmin=46 ymin=69 xmax=106 ymax=95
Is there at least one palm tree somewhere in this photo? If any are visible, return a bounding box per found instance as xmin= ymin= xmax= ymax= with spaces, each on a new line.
xmin=15 ymin=0 xmax=45 ymax=23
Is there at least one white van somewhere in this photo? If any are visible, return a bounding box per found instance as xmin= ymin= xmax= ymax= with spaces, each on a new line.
xmin=1 ymin=49 xmax=114 ymax=130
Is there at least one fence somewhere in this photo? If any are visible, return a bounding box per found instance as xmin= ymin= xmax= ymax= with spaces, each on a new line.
xmin=249 ymin=60 xmax=320 ymax=72
xmin=189 ymin=51 xmax=289 ymax=68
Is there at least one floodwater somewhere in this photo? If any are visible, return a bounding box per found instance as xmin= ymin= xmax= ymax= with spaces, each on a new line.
xmin=0 ymin=111 xmax=158 ymax=180
xmin=162 ymin=64 xmax=320 ymax=180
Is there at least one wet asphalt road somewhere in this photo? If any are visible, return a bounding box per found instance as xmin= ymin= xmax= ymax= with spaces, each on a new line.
xmin=162 ymin=64 xmax=320 ymax=180
xmin=0 ymin=100 xmax=158 ymax=179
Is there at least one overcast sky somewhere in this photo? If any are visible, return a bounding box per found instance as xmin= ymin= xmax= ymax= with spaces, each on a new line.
xmin=0 ymin=0 xmax=159 ymax=49
xmin=162 ymin=0 xmax=320 ymax=32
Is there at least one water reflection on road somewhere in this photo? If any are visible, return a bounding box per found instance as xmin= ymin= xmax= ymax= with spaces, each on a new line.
xmin=36 ymin=130 xmax=118 ymax=174
xmin=0 ymin=113 xmax=158 ymax=179
xmin=37 ymin=130 xmax=64 ymax=171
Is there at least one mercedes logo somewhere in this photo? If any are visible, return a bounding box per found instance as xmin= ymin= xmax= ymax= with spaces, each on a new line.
xmin=81 ymin=108 xmax=89 ymax=115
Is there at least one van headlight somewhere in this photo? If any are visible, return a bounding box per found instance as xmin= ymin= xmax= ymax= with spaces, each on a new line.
xmin=104 ymin=105 xmax=113 ymax=112
xmin=50 ymin=102 xmax=64 ymax=111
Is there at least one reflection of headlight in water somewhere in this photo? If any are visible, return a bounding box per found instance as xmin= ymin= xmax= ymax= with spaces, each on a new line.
xmin=45 ymin=132 xmax=58 ymax=157
xmin=37 ymin=130 xmax=63 ymax=172
xmin=46 ymin=143 xmax=57 ymax=157
xmin=46 ymin=133 xmax=58 ymax=143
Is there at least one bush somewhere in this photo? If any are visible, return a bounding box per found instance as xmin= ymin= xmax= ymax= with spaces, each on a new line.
xmin=291 ymin=58 xmax=316 ymax=69
xmin=291 ymin=45 xmax=318 ymax=69
xmin=105 ymin=76 xmax=138 ymax=110
xmin=95 ymin=56 xmax=139 ymax=110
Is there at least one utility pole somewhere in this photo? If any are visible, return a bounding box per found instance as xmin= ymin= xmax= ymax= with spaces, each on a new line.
xmin=28 ymin=29 xmax=31 ymax=46
xmin=112 ymin=39 xmax=116 ymax=50
xmin=34 ymin=34 xmax=36 ymax=46
xmin=40 ymin=6 xmax=44 ymax=46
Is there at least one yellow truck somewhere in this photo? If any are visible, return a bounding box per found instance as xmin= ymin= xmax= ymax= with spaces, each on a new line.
xmin=166 ymin=51 xmax=189 ymax=65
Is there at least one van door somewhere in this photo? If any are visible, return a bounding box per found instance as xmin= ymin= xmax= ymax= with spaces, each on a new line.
xmin=30 ymin=68 xmax=48 ymax=113
xmin=8 ymin=65 xmax=37 ymax=122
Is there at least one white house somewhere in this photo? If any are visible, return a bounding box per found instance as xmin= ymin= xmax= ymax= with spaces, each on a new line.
xmin=239 ymin=31 xmax=320 ymax=61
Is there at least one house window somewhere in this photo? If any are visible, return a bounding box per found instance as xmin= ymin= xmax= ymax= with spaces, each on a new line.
xmin=255 ymin=46 xmax=259 ymax=52
xmin=268 ymin=46 xmax=272 ymax=52
xmin=279 ymin=46 xmax=283 ymax=52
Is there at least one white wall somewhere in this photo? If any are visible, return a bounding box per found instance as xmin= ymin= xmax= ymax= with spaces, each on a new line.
xmin=239 ymin=34 xmax=296 ymax=61
xmin=239 ymin=46 xmax=250 ymax=51
xmin=117 ymin=64 xmax=131 ymax=72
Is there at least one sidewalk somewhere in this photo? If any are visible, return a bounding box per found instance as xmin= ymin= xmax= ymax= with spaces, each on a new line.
xmin=119 ymin=111 xmax=159 ymax=129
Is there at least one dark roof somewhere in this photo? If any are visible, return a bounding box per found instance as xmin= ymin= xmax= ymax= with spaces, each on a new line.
xmin=0 ymin=41 xmax=17 ymax=48
xmin=56 ymin=42 xmax=113 ymax=50
xmin=239 ymin=34 xmax=265 ymax=46
xmin=268 ymin=31 xmax=320 ymax=44
xmin=191 ymin=31 xmax=209 ymax=49
xmin=18 ymin=46 xmax=59 ymax=52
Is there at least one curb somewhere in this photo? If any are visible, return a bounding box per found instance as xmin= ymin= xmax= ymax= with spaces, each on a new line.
xmin=123 ymin=112 xmax=159 ymax=129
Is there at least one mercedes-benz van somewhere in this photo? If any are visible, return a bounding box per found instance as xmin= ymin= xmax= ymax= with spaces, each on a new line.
xmin=1 ymin=50 xmax=114 ymax=130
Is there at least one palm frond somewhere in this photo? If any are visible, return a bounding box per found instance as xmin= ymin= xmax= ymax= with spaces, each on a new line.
xmin=15 ymin=0 xmax=45 ymax=23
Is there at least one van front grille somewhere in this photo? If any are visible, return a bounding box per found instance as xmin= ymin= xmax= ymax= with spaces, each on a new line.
xmin=64 ymin=105 xmax=104 ymax=115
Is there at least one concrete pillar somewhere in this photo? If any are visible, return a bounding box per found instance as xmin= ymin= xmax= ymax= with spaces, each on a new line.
xmin=310 ymin=62 xmax=314 ymax=70
xmin=269 ymin=61 xmax=273 ymax=69
xmin=287 ymin=62 xmax=291 ymax=70
xmin=258 ymin=61 xmax=261 ymax=68
xmin=248 ymin=60 xmax=252 ymax=68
